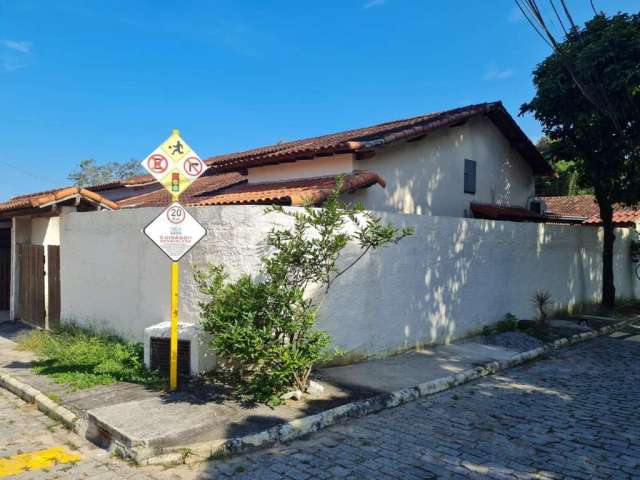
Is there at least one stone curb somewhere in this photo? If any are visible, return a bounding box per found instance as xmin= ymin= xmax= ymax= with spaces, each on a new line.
xmin=0 ymin=370 xmax=79 ymax=430
xmin=129 ymin=318 xmax=632 ymax=465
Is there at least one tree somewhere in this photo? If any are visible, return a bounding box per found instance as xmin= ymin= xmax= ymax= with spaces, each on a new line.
xmin=520 ymin=10 xmax=640 ymax=308
xmin=534 ymin=136 xmax=593 ymax=196
xmin=68 ymin=159 xmax=144 ymax=187
xmin=196 ymin=178 xmax=413 ymax=403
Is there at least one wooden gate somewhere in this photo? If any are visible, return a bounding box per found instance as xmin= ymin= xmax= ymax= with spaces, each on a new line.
xmin=18 ymin=244 xmax=45 ymax=328
xmin=0 ymin=247 xmax=9 ymax=311
xmin=47 ymin=245 xmax=61 ymax=330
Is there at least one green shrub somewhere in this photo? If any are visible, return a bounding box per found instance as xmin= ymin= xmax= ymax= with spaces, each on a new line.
xmin=496 ymin=313 xmax=519 ymax=333
xmin=17 ymin=326 xmax=163 ymax=390
xmin=196 ymin=177 xmax=413 ymax=404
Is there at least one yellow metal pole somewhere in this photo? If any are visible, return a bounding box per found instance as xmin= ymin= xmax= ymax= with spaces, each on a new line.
xmin=170 ymin=260 xmax=179 ymax=390
xmin=169 ymin=128 xmax=180 ymax=391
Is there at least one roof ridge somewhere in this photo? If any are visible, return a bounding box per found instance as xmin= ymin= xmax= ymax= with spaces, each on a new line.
xmin=205 ymin=102 xmax=501 ymax=165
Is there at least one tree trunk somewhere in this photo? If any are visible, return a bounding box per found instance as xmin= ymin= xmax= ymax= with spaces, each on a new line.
xmin=598 ymin=201 xmax=616 ymax=309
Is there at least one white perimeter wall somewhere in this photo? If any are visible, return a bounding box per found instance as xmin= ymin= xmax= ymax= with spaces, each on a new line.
xmin=60 ymin=205 xmax=638 ymax=356
xmin=349 ymin=116 xmax=535 ymax=217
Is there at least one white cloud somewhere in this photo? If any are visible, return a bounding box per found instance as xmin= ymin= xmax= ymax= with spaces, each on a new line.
xmin=507 ymin=6 xmax=525 ymax=23
xmin=1 ymin=40 xmax=32 ymax=73
xmin=484 ymin=68 xmax=514 ymax=81
xmin=364 ymin=0 xmax=386 ymax=9
xmin=3 ymin=40 xmax=32 ymax=53
xmin=0 ymin=60 xmax=27 ymax=72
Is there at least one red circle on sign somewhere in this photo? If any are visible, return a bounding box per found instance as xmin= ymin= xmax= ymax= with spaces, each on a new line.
xmin=167 ymin=206 xmax=186 ymax=224
xmin=183 ymin=157 xmax=203 ymax=177
xmin=147 ymin=154 xmax=168 ymax=174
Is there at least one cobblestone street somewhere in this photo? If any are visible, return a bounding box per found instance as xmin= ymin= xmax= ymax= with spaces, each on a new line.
xmin=200 ymin=327 xmax=640 ymax=480
xmin=0 ymin=387 xmax=168 ymax=480
xmin=1 ymin=326 xmax=639 ymax=479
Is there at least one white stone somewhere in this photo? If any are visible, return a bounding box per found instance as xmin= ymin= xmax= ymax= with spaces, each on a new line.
xmin=306 ymin=380 xmax=324 ymax=396
xmin=143 ymin=321 xmax=216 ymax=376
xmin=281 ymin=390 xmax=303 ymax=401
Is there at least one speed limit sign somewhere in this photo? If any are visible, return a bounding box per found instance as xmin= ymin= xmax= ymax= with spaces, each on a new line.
xmin=143 ymin=202 xmax=206 ymax=261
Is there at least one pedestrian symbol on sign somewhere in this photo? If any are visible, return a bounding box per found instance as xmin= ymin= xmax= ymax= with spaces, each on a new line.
xmin=169 ymin=140 xmax=185 ymax=157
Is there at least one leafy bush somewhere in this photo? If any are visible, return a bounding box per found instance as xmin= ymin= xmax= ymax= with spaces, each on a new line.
xmin=496 ymin=313 xmax=519 ymax=333
xmin=17 ymin=326 xmax=163 ymax=390
xmin=196 ymin=178 xmax=413 ymax=403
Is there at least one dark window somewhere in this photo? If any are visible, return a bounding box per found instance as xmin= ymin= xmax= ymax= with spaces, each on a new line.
xmin=464 ymin=159 xmax=476 ymax=194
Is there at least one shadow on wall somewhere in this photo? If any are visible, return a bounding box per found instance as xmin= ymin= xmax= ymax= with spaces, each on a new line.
xmin=310 ymin=212 xmax=635 ymax=357
xmin=58 ymin=204 xmax=636 ymax=353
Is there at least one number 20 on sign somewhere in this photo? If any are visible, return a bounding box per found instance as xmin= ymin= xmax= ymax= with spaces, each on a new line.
xmin=141 ymin=130 xmax=208 ymax=390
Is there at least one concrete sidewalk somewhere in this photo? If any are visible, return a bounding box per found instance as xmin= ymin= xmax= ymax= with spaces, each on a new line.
xmin=318 ymin=342 xmax=518 ymax=393
xmin=0 ymin=320 xmax=528 ymax=462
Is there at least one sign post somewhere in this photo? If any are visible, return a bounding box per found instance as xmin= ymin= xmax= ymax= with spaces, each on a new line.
xmin=141 ymin=129 xmax=208 ymax=391
xmin=171 ymin=260 xmax=179 ymax=390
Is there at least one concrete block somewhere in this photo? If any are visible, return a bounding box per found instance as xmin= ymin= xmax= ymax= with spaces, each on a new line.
xmin=143 ymin=322 xmax=216 ymax=376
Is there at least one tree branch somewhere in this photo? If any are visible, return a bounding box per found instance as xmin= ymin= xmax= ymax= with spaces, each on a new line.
xmin=325 ymin=245 xmax=372 ymax=293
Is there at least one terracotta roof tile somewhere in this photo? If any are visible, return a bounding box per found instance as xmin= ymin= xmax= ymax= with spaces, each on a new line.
xmin=0 ymin=187 xmax=119 ymax=215
xmin=542 ymin=195 xmax=640 ymax=226
xmin=584 ymin=209 xmax=640 ymax=226
xmin=541 ymin=195 xmax=599 ymax=219
xmin=88 ymin=174 xmax=156 ymax=191
xmin=117 ymin=172 xmax=246 ymax=208
xmin=205 ymin=102 xmax=552 ymax=175
xmin=187 ymin=171 xmax=385 ymax=207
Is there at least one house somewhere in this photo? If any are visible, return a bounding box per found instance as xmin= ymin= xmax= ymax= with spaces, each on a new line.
xmin=117 ymin=102 xmax=552 ymax=220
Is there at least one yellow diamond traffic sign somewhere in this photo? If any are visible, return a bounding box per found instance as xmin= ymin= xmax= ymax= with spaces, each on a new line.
xmin=140 ymin=130 xmax=207 ymax=198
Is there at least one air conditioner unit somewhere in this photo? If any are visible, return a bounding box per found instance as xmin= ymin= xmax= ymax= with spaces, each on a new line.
xmin=528 ymin=197 xmax=546 ymax=215
xmin=143 ymin=322 xmax=216 ymax=380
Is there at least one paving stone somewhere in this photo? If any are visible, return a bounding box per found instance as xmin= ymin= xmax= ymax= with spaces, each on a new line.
xmin=204 ymin=330 xmax=640 ymax=480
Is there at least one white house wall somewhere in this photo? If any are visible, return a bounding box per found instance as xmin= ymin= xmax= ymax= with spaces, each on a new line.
xmin=60 ymin=206 xmax=637 ymax=356
xmin=247 ymin=154 xmax=354 ymax=184
xmin=348 ymin=116 xmax=535 ymax=217
xmin=31 ymin=217 xmax=60 ymax=246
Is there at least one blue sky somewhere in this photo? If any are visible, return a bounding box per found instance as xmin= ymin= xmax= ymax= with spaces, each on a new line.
xmin=0 ymin=0 xmax=635 ymax=200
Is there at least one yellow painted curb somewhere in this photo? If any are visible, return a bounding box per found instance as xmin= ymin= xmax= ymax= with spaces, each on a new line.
xmin=0 ymin=446 xmax=81 ymax=478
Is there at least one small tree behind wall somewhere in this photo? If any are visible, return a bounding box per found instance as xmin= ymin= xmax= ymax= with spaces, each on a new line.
xmin=196 ymin=178 xmax=413 ymax=404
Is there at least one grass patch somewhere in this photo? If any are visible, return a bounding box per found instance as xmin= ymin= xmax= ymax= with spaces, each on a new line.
xmin=17 ymin=326 xmax=165 ymax=390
